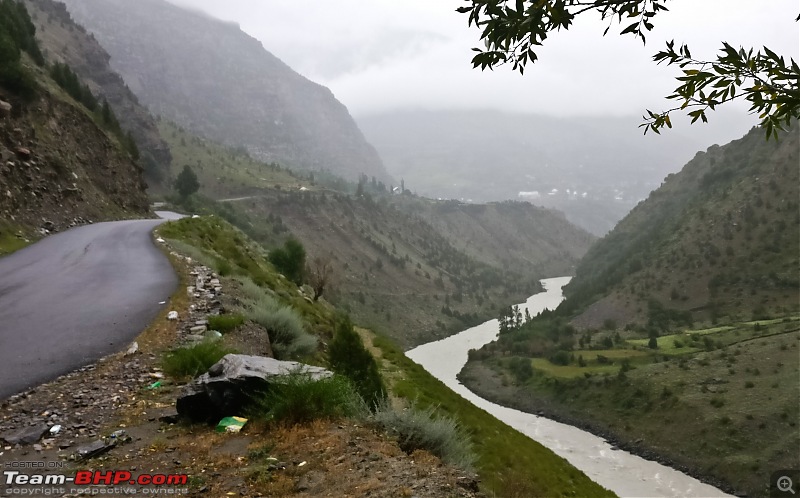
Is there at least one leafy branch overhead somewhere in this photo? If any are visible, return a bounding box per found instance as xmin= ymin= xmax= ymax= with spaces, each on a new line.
xmin=458 ymin=0 xmax=800 ymax=137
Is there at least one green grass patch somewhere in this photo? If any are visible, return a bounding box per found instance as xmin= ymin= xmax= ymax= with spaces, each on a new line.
xmin=371 ymin=335 xmax=614 ymax=497
xmin=249 ymin=372 xmax=366 ymax=425
xmin=532 ymin=358 xmax=619 ymax=378
xmin=574 ymin=349 xmax=648 ymax=360
xmin=0 ymin=220 xmax=32 ymax=257
xmin=162 ymin=340 xmax=235 ymax=379
xmin=628 ymin=334 xmax=702 ymax=355
xmin=373 ymin=402 xmax=476 ymax=472
xmin=207 ymin=314 xmax=245 ymax=333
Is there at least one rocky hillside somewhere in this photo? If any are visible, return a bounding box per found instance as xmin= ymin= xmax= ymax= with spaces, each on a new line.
xmin=60 ymin=0 xmax=388 ymax=183
xmin=561 ymin=124 xmax=799 ymax=328
xmin=23 ymin=0 xmax=172 ymax=185
xmin=0 ymin=3 xmax=149 ymax=250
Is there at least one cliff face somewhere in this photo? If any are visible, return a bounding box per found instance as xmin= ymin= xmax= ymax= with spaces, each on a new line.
xmin=23 ymin=0 xmax=172 ymax=185
xmin=60 ymin=0 xmax=389 ymax=182
xmin=0 ymin=89 xmax=149 ymax=238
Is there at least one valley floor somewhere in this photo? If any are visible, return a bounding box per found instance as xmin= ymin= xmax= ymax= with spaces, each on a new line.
xmin=459 ymin=317 xmax=800 ymax=498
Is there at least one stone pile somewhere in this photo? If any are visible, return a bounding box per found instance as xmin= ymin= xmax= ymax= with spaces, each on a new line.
xmin=163 ymin=251 xmax=227 ymax=344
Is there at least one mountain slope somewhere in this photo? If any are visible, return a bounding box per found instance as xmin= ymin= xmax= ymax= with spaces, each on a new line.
xmin=562 ymin=124 xmax=799 ymax=329
xmin=60 ymin=0 xmax=388 ymax=182
xmin=0 ymin=3 xmax=149 ymax=252
xmin=23 ymin=0 xmax=172 ymax=184
xmin=358 ymin=110 xmax=714 ymax=234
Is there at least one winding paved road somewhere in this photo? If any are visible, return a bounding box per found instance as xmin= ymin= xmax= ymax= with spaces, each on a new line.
xmin=0 ymin=217 xmax=178 ymax=400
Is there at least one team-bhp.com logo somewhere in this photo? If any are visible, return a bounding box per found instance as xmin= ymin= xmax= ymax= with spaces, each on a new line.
xmin=4 ymin=470 xmax=189 ymax=494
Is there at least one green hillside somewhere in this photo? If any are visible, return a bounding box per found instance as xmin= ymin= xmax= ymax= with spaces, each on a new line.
xmin=562 ymin=124 xmax=799 ymax=329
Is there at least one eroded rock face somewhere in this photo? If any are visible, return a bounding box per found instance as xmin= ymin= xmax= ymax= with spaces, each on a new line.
xmin=176 ymin=354 xmax=332 ymax=422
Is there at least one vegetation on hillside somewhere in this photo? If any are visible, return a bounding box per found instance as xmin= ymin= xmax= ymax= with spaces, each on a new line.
xmin=0 ymin=0 xmax=43 ymax=98
xmin=562 ymin=124 xmax=799 ymax=326
xmin=49 ymin=62 xmax=139 ymax=158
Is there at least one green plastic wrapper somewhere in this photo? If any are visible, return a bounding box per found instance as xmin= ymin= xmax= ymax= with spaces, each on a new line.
xmin=216 ymin=416 xmax=248 ymax=433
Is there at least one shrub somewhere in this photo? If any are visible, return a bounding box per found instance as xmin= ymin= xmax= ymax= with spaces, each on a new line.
xmin=250 ymin=372 xmax=366 ymax=425
xmin=208 ymin=314 xmax=245 ymax=333
xmin=162 ymin=340 xmax=234 ymax=379
xmin=373 ymin=403 xmax=476 ymax=472
xmin=235 ymin=276 xmax=268 ymax=302
xmin=550 ymin=350 xmax=571 ymax=366
xmin=269 ymin=238 xmax=306 ymax=285
xmin=245 ymin=302 xmax=316 ymax=359
xmin=328 ymin=315 xmax=386 ymax=408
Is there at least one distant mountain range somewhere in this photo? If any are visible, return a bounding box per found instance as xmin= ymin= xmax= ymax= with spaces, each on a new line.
xmin=358 ymin=110 xmax=755 ymax=234
xmin=60 ymin=0 xmax=389 ymax=183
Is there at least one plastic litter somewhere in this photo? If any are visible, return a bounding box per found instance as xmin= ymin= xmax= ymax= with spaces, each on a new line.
xmin=167 ymin=311 xmax=179 ymax=320
xmin=125 ymin=342 xmax=139 ymax=355
xmin=49 ymin=425 xmax=61 ymax=435
xmin=148 ymin=380 xmax=162 ymax=390
xmin=216 ymin=416 xmax=248 ymax=433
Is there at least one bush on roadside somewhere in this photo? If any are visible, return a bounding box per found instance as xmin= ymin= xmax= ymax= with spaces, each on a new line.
xmin=245 ymin=300 xmax=317 ymax=359
xmin=328 ymin=315 xmax=386 ymax=409
xmin=235 ymin=275 xmax=269 ymax=302
xmin=250 ymin=372 xmax=366 ymax=425
xmin=373 ymin=402 xmax=476 ymax=472
xmin=162 ymin=340 xmax=234 ymax=379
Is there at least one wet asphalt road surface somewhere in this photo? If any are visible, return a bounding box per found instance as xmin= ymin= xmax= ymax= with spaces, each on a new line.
xmin=0 ymin=218 xmax=178 ymax=400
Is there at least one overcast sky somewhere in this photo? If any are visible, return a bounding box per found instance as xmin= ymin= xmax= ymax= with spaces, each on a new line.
xmin=167 ymin=0 xmax=797 ymax=137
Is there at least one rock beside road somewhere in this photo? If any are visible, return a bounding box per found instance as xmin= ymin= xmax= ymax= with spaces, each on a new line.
xmin=177 ymin=354 xmax=332 ymax=422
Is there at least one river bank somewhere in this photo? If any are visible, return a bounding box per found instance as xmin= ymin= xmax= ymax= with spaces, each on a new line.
xmin=406 ymin=277 xmax=733 ymax=498
xmin=458 ymin=360 xmax=739 ymax=496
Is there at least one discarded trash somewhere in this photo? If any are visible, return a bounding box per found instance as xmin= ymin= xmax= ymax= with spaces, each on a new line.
xmin=150 ymin=372 xmax=165 ymax=379
xmin=167 ymin=311 xmax=179 ymax=321
xmin=125 ymin=342 xmax=139 ymax=356
xmin=298 ymin=461 xmax=307 ymax=467
xmin=148 ymin=381 xmax=162 ymax=390
xmin=204 ymin=330 xmax=223 ymax=340
xmin=156 ymin=237 xmax=165 ymax=243
xmin=111 ymin=429 xmax=128 ymax=438
xmin=158 ymin=301 xmax=166 ymax=305
xmin=216 ymin=416 xmax=248 ymax=433
xmin=49 ymin=425 xmax=61 ymax=435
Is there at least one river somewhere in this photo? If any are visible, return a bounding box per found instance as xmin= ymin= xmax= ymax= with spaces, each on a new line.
xmin=406 ymin=276 xmax=730 ymax=498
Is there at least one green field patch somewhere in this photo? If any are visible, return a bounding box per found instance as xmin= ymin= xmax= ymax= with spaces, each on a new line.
xmin=574 ymin=349 xmax=648 ymax=360
xmin=628 ymin=334 xmax=701 ymax=355
xmin=531 ymin=358 xmax=619 ymax=378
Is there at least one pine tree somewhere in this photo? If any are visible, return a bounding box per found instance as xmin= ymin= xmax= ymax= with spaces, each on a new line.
xmin=174 ymin=165 xmax=199 ymax=198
